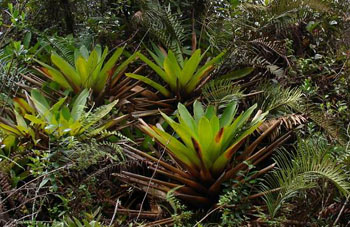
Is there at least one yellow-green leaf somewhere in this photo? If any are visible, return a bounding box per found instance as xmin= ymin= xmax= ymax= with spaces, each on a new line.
xmin=126 ymin=73 xmax=171 ymax=97
xmin=51 ymin=52 xmax=81 ymax=87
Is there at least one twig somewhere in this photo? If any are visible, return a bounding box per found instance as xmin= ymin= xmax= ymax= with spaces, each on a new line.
xmin=333 ymin=196 xmax=349 ymax=226
xmin=135 ymin=140 xmax=168 ymax=221
xmin=109 ymin=199 xmax=120 ymax=227
xmin=0 ymin=164 xmax=71 ymax=205
xmin=194 ymin=205 xmax=223 ymax=227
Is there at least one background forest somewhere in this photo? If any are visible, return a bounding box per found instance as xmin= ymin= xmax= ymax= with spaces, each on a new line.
xmin=1 ymin=0 xmax=350 ymax=226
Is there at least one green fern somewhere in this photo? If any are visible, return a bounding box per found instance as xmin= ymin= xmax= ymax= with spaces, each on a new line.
xmin=261 ymin=137 xmax=350 ymax=218
xmin=65 ymin=137 xmax=125 ymax=171
xmin=80 ymin=101 xmax=119 ymax=137
xmin=137 ymin=1 xmax=189 ymax=62
xmin=166 ymin=187 xmax=193 ymax=225
xmin=292 ymin=103 xmax=348 ymax=145
xmin=202 ymin=79 xmax=244 ymax=107
xmin=40 ymin=35 xmax=77 ymax=65
xmin=258 ymin=84 xmax=303 ymax=113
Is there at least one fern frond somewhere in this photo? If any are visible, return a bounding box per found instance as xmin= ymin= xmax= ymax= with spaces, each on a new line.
xmin=257 ymin=84 xmax=303 ymax=113
xmin=249 ymin=38 xmax=289 ymax=63
xmin=292 ymin=104 xmax=347 ymax=145
xmin=308 ymin=111 xmax=347 ymax=145
xmin=66 ymin=138 xmax=125 ymax=171
xmin=201 ymin=79 xmax=243 ymax=107
xmin=81 ymin=100 xmax=118 ymax=133
xmin=227 ymin=44 xmax=286 ymax=78
xmin=261 ymin=137 xmax=350 ymax=217
xmin=98 ymin=140 xmax=125 ymax=161
xmin=258 ymin=114 xmax=307 ymax=140
xmin=40 ymin=35 xmax=77 ymax=65
xmin=137 ymin=1 xmax=189 ymax=61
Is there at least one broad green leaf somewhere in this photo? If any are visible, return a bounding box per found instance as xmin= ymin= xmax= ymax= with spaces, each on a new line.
xmin=220 ymin=102 xmax=238 ymax=128
xmin=185 ymin=65 xmax=214 ymax=94
xmin=193 ymin=100 xmax=205 ymax=122
xmin=185 ymin=51 xmax=225 ymax=93
xmin=234 ymin=104 xmax=257 ymax=129
xmin=204 ymin=106 xmax=216 ymax=120
xmin=87 ymin=46 xmax=100 ymax=70
xmin=79 ymin=45 xmax=89 ymax=60
xmin=221 ymin=113 xmax=244 ymax=150
xmin=126 ymin=73 xmax=171 ymax=97
xmin=13 ymin=97 xmax=35 ymax=114
xmin=177 ymin=103 xmax=196 ymax=132
xmin=212 ymin=122 xmax=262 ymax=174
xmin=23 ymin=31 xmax=32 ymax=49
xmin=95 ymin=47 xmax=123 ymax=92
xmin=137 ymin=52 xmax=171 ymax=85
xmin=74 ymin=48 xmax=80 ymax=63
xmin=210 ymin=115 xmax=220 ymax=136
xmin=69 ymin=121 xmax=83 ymax=136
xmin=222 ymin=104 xmax=258 ymax=149
xmin=51 ymin=52 xmax=81 ymax=87
xmin=218 ymin=67 xmax=254 ymax=80
xmin=112 ymin=52 xmax=137 ymax=79
xmin=148 ymin=46 xmax=165 ymax=68
xmin=14 ymin=110 xmax=27 ymax=129
xmin=95 ymin=45 xmax=103 ymax=59
xmin=0 ymin=123 xmax=22 ymax=135
xmin=34 ymin=59 xmax=72 ymax=89
xmin=152 ymin=126 xmax=201 ymax=169
xmin=163 ymin=50 xmax=181 ymax=90
xmin=160 ymin=112 xmax=194 ymax=150
xmin=24 ymin=114 xmax=45 ymax=125
xmin=2 ymin=135 xmax=17 ymax=149
xmin=197 ymin=51 xmax=225 ymax=75
xmin=198 ymin=117 xmax=214 ymax=165
xmin=75 ymin=56 xmax=89 ymax=85
xmin=71 ymin=89 xmax=89 ymax=121
xmin=86 ymin=48 xmax=101 ymax=85
xmin=179 ymin=49 xmax=201 ymax=86
xmin=60 ymin=106 xmax=72 ymax=121
xmin=30 ymin=89 xmax=51 ymax=121
xmin=50 ymin=97 xmax=67 ymax=113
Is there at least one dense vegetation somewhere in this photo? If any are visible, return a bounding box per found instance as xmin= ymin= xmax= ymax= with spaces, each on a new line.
xmin=1 ymin=0 xmax=350 ymax=226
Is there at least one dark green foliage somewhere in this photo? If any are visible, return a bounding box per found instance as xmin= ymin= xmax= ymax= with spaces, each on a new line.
xmin=1 ymin=0 xmax=350 ymax=226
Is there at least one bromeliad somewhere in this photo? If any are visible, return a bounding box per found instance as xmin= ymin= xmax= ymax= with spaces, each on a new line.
xmin=0 ymin=89 xmax=121 ymax=148
xmin=116 ymin=101 xmax=289 ymax=206
xmin=35 ymin=45 xmax=137 ymax=95
xmin=126 ymin=47 xmax=225 ymax=99
xmin=141 ymin=101 xmax=266 ymax=181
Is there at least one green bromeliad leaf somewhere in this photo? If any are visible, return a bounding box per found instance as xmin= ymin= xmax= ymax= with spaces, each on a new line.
xmin=51 ymin=52 xmax=81 ymax=87
xmin=129 ymin=48 xmax=225 ymax=98
xmin=125 ymin=73 xmax=171 ymax=97
xmin=3 ymin=90 xmax=118 ymax=141
xmin=141 ymin=100 xmax=266 ymax=180
xmin=35 ymin=45 xmax=135 ymax=95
